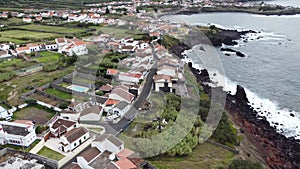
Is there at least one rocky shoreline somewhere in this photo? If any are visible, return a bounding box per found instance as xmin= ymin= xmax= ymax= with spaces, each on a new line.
xmin=168 ymin=36 xmax=300 ymax=168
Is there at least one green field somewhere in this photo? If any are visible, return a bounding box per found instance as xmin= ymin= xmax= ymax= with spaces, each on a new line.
xmin=35 ymin=51 xmax=62 ymax=63
xmin=99 ymin=26 xmax=143 ymax=38
xmin=0 ymin=66 xmax=74 ymax=106
xmin=0 ymin=58 xmax=35 ymax=71
xmin=13 ymin=106 xmax=56 ymax=124
xmin=14 ymin=24 xmax=87 ymax=34
xmin=45 ymin=88 xmax=73 ymax=100
xmin=0 ymin=30 xmax=60 ymax=39
xmin=148 ymin=142 xmax=235 ymax=169
xmin=37 ymin=146 xmax=65 ymax=161
xmin=0 ymin=0 xmax=114 ymax=9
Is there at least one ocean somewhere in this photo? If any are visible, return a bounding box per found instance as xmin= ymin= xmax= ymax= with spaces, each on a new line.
xmin=161 ymin=12 xmax=300 ymax=140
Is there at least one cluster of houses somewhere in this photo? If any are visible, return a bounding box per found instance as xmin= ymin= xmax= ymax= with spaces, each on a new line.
xmin=0 ymin=37 xmax=88 ymax=59
xmin=59 ymin=84 xmax=135 ymax=123
xmin=64 ymin=134 xmax=144 ymax=169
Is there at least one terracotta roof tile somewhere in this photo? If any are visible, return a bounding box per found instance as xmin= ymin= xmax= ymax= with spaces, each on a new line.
xmin=64 ymin=127 xmax=88 ymax=143
xmin=79 ymin=147 xmax=101 ymax=163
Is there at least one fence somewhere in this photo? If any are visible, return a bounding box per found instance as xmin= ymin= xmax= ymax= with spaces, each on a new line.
xmin=6 ymin=148 xmax=59 ymax=169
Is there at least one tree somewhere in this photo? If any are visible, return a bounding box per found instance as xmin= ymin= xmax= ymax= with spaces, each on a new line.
xmin=59 ymin=101 xmax=70 ymax=109
xmin=7 ymin=12 xmax=12 ymax=19
xmin=106 ymin=7 xmax=110 ymax=14
xmin=96 ymin=90 xmax=104 ymax=96
xmin=229 ymin=159 xmax=263 ymax=169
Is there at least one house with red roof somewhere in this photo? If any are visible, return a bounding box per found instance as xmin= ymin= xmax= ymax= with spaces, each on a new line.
xmin=106 ymin=69 xmax=119 ymax=76
xmin=118 ymin=72 xmax=143 ymax=85
xmin=59 ymin=127 xmax=89 ymax=153
xmin=109 ymin=88 xmax=135 ymax=103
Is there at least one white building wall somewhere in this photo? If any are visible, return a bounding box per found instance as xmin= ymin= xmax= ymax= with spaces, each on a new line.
xmin=60 ymin=132 xmax=89 ymax=152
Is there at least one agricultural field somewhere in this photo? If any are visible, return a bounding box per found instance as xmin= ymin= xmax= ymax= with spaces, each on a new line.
xmin=35 ymin=51 xmax=62 ymax=63
xmin=147 ymin=142 xmax=235 ymax=169
xmin=99 ymin=26 xmax=143 ymax=38
xmin=0 ymin=0 xmax=113 ymax=9
xmin=0 ymin=66 xmax=74 ymax=106
xmin=37 ymin=146 xmax=65 ymax=161
xmin=12 ymin=106 xmax=56 ymax=125
xmin=45 ymin=88 xmax=73 ymax=100
xmin=0 ymin=30 xmax=60 ymax=44
xmin=14 ymin=24 xmax=87 ymax=34
xmin=0 ymin=58 xmax=35 ymax=71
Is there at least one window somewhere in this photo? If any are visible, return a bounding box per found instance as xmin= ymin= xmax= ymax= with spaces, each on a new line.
xmin=84 ymin=136 xmax=86 ymax=139
xmin=74 ymin=143 xmax=76 ymax=147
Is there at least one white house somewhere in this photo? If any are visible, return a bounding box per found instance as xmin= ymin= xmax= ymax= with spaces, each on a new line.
xmin=153 ymin=74 xmax=172 ymax=92
xmin=0 ymin=43 xmax=10 ymax=51
xmin=0 ymin=120 xmax=36 ymax=147
xmin=157 ymin=64 xmax=177 ymax=78
xmin=27 ymin=44 xmax=41 ymax=52
xmin=23 ymin=17 xmax=32 ymax=23
xmin=109 ymin=88 xmax=135 ymax=103
xmin=60 ymin=127 xmax=90 ymax=153
xmin=91 ymin=134 xmax=124 ymax=154
xmin=0 ymin=50 xmax=11 ymax=59
xmin=45 ymin=43 xmax=58 ymax=51
xmin=49 ymin=118 xmax=77 ymax=137
xmin=0 ymin=106 xmax=9 ymax=119
xmin=57 ymin=39 xmax=88 ymax=56
xmin=118 ymin=72 xmax=143 ymax=84
xmin=111 ymin=101 xmax=130 ymax=118
xmin=16 ymin=46 xmax=31 ymax=54
xmin=60 ymin=109 xmax=80 ymax=122
xmin=80 ymin=105 xmax=103 ymax=121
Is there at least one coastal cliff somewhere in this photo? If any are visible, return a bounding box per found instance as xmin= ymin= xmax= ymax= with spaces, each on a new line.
xmin=168 ymin=36 xmax=300 ymax=169
xmin=190 ymin=66 xmax=300 ymax=169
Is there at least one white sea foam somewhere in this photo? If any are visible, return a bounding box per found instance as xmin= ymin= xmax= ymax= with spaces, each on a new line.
xmin=252 ymin=14 xmax=300 ymax=18
xmin=182 ymin=50 xmax=300 ymax=140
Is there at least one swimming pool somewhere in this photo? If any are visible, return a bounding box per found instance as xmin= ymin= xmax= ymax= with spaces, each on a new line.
xmin=67 ymin=85 xmax=89 ymax=93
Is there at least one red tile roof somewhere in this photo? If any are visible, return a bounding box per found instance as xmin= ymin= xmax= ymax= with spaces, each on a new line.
xmin=80 ymin=105 xmax=102 ymax=116
xmin=117 ymin=148 xmax=134 ymax=159
xmin=64 ymin=127 xmax=88 ymax=143
xmin=107 ymin=69 xmax=119 ymax=75
xmin=51 ymin=118 xmax=76 ymax=130
xmin=99 ymin=84 xmax=113 ymax=92
xmin=79 ymin=147 xmax=101 ymax=163
xmin=105 ymin=99 xmax=120 ymax=106
xmin=116 ymin=158 xmax=137 ymax=169
xmin=111 ymin=88 xmax=135 ymax=103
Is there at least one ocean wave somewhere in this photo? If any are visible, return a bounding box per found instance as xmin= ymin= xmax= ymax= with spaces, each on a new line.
xmin=182 ymin=51 xmax=300 ymax=140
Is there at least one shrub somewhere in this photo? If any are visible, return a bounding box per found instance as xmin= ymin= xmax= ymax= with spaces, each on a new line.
xmin=229 ymin=159 xmax=263 ymax=169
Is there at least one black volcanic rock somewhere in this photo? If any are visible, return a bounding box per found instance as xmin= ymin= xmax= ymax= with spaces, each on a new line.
xmin=235 ymin=85 xmax=249 ymax=104
xmin=199 ymin=69 xmax=211 ymax=83
xmin=208 ymin=30 xmax=256 ymax=47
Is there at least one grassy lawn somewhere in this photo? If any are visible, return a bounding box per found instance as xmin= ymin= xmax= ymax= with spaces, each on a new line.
xmin=14 ymin=24 xmax=87 ymax=34
xmin=13 ymin=106 xmax=56 ymax=125
xmin=0 ymin=139 xmax=41 ymax=152
xmin=99 ymin=26 xmax=143 ymax=38
xmin=37 ymin=146 xmax=65 ymax=161
xmin=0 ymin=30 xmax=60 ymax=44
xmin=0 ymin=36 xmax=29 ymax=44
xmin=35 ymin=51 xmax=62 ymax=63
xmin=45 ymin=88 xmax=73 ymax=100
xmin=147 ymin=142 xmax=235 ymax=169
